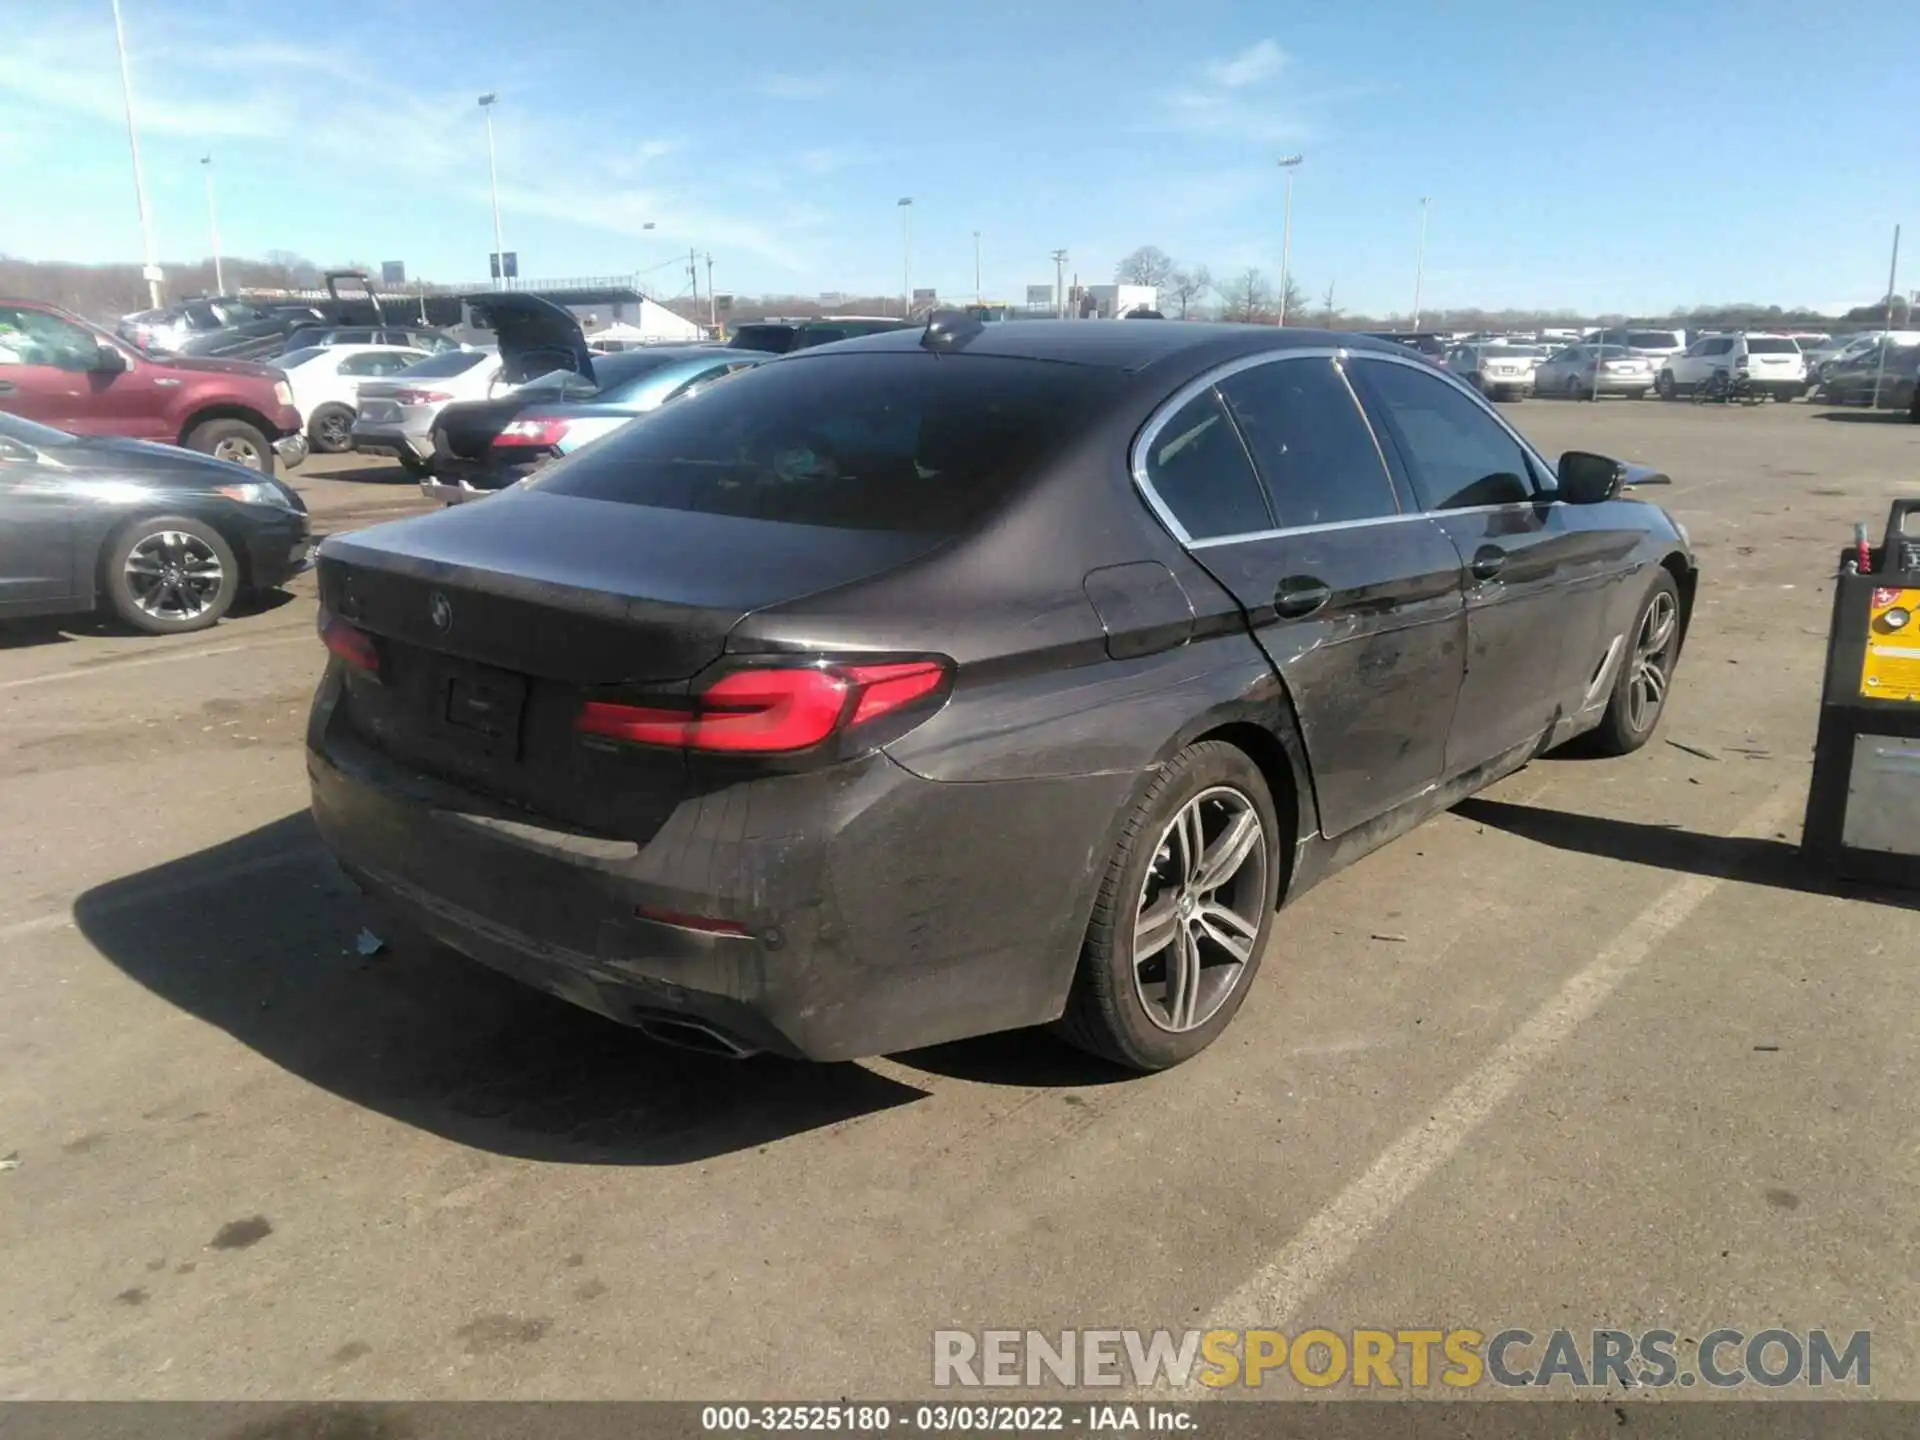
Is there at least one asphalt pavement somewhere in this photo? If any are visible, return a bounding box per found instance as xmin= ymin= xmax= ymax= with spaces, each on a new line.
xmin=2 ymin=403 xmax=1918 ymax=1401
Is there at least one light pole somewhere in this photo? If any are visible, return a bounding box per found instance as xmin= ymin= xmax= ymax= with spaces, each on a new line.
xmin=110 ymin=0 xmax=162 ymax=308
xmin=1411 ymin=196 xmax=1431 ymax=330
xmin=478 ymin=93 xmax=506 ymax=290
xmin=705 ymin=252 xmax=716 ymax=331
xmin=199 ymin=154 xmax=224 ymax=295
xmin=1050 ymin=249 xmax=1069 ymax=319
xmin=1276 ymin=154 xmax=1302 ymax=325
xmin=973 ymin=231 xmax=982 ymax=304
xmin=897 ymin=198 xmax=913 ymax=317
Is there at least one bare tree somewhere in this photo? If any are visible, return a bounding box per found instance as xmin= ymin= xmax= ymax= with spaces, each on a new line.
xmin=1220 ymin=268 xmax=1275 ymax=323
xmin=1166 ymin=266 xmax=1212 ymax=319
xmin=1114 ymin=245 xmax=1176 ymax=291
xmin=1321 ymin=281 xmax=1341 ymax=327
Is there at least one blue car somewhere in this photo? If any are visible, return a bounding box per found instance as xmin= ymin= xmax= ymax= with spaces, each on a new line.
xmin=424 ymin=295 xmax=766 ymax=502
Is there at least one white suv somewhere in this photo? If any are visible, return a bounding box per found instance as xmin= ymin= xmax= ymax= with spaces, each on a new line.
xmin=1656 ymin=333 xmax=1807 ymax=402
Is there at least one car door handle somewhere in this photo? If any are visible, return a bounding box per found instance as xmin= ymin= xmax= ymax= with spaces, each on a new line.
xmin=153 ymin=378 xmax=181 ymax=388
xmin=0 ymin=381 xmax=14 ymax=394
xmin=1470 ymin=545 xmax=1506 ymax=581
xmin=1274 ymin=576 xmax=1332 ymax=619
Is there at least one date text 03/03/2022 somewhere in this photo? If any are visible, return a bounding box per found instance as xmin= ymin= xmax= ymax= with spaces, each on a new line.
xmin=701 ymin=1404 xmax=1192 ymax=1433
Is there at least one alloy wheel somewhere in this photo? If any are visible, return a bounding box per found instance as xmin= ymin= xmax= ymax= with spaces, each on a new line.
xmin=317 ymin=412 xmax=351 ymax=448
xmin=123 ymin=530 xmax=225 ymax=622
xmin=1132 ymin=786 xmax=1269 ymax=1033
xmin=212 ymin=436 xmax=263 ymax=469
xmin=1627 ymin=589 xmax=1678 ymax=733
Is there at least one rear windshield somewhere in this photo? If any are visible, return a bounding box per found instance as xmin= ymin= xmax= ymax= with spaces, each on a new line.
xmin=275 ymin=347 xmax=326 ymax=369
xmin=393 ymin=349 xmax=489 ymax=378
xmin=531 ymin=353 xmax=1121 ymax=532
xmin=1626 ymin=331 xmax=1678 ymax=348
xmin=1744 ymin=337 xmax=1798 ymax=354
xmin=729 ymin=325 xmax=798 ymax=353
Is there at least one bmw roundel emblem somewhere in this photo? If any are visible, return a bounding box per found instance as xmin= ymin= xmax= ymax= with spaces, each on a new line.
xmin=428 ymin=590 xmax=453 ymax=632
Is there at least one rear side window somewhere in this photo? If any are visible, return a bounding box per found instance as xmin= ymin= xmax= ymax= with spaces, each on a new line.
xmin=1216 ymin=358 xmax=1398 ymax=528
xmin=1744 ymin=337 xmax=1797 ymax=354
xmin=392 ymin=349 xmax=488 ymax=378
xmin=729 ymin=325 xmax=796 ymax=354
xmin=1142 ymin=390 xmax=1272 ymax=540
xmin=534 ymin=353 xmax=1121 ymax=533
xmin=1626 ymin=331 xmax=1678 ymax=348
xmin=1704 ymin=338 xmax=1734 ymax=356
xmin=1351 ymin=359 xmax=1537 ymax=511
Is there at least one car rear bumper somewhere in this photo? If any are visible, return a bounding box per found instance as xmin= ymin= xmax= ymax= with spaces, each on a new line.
xmin=306 ymin=673 xmax=1133 ymax=1060
xmin=1594 ymin=373 xmax=1653 ymax=393
xmin=1478 ymin=372 xmax=1534 ymax=394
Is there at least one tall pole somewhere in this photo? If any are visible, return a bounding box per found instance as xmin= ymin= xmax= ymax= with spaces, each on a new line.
xmin=1276 ymin=154 xmax=1302 ymax=326
xmin=1411 ymin=196 xmax=1431 ymax=330
xmin=111 ymin=0 xmax=162 ymax=308
xmin=897 ymin=198 xmax=913 ymax=317
xmin=1872 ymin=224 xmax=1902 ymax=410
xmin=705 ymin=253 xmax=716 ymax=331
xmin=688 ymin=248 xmax=699 ymax=312
xmin=200 ymin=155 xmax=224 ymax=295
xmin=479 ymin=94 xmax=506 ymax=290
xmin=973 ymin=231 xmax=982 ymax=304
xmin=1050 ymin=249 xmax=1068 ymax=319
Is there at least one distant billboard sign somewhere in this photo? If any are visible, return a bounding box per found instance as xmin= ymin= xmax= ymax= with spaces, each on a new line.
xmin=913 ymin=287 xmax=937 ymax=304
xmin=715 ymin=294 xmax=735 ymax=313
xmin=489 ymin=251 xmax=519 ymax=280
xmin=1026 ymin=284 xmax=1054 ymax=306
xmin=381 ymin=261 xmax=406 ymax=286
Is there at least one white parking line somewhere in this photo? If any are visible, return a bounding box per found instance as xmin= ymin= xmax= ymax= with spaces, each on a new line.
xmin=1197 ymin=782 xmax=1801 ymax=1342
xmin=0 ymin=633 xmax=311 ymax=691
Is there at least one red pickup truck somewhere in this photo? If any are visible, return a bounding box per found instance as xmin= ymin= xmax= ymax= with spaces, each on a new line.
xmin=0 ymin=299 xmax=308 ymax=473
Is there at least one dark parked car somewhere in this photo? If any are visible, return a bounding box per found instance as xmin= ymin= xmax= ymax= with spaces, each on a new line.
xmin=1361 ymin=331 xmax=1449 ymax=366
xmin=1817 ymin=343 xmax=1920 ymax=411
xmin=309 ymin=318 xmax=1695 ymax=1071
xmin=728 ymin=316 xmax=912 ymax=353
xmin=0 ymin=411 xmax=311 ymax=633
xmin=426 ymin=295 xmax=754 ymax=495
xmin=118 ymin=297 xmax=326 ymax=359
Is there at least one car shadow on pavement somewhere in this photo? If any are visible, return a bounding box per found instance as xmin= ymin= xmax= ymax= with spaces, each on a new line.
xmin=892 ymin=1029 xmax=1137 ymax=1089
xmin=72 ymin=812 xmax=929 ymax=1165
xmin=314 ymin=463 xmax=420 ymax=485
xmin=1813 ymin=409 xmax=1914 ymax=424
xmin=1454 ymin=797 xmax=1920 ymax=911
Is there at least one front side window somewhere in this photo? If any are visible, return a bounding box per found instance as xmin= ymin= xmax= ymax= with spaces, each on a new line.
xmin=1351 ymin=358 xmax=1538 ymax=511
xmin=1704 ymin=338 xmax=1734 ymax=356
xmin=0 ymin=306 xmax=103 ymax=369
xmin=1216 ymin=358 xmax=1398 ymax=529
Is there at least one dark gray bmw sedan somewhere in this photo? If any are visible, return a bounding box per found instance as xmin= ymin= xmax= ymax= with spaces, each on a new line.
xmin=307 ymin=318 xmax=1695 ymax=1070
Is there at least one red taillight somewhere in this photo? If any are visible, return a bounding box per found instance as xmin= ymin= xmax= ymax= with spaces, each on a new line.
xmin=393 ymin=388 xmax=455 ymax=404
xmin=576 ymin=659 xmax=950 ymax=755
xmin=494 ymin=417 xmax=571 ymax=448
xmin=634 ymin=905 xmax=752 ymax=937
xmin=318 ymin=607 xmax=380 ymax=679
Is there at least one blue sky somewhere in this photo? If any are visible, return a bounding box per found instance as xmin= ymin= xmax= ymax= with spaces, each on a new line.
xmin=0 ymin=0 xmax=1911 ymax=316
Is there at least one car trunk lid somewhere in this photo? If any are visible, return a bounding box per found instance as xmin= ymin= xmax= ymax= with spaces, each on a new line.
xmin=317 ymin=489 xmax=943 ymax=833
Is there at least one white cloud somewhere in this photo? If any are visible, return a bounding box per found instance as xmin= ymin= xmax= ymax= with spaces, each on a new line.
xmin=1204 ymin=39 xmax=1285 ymax=89
xmin=755 ymin=73 xmax=838 ymax=101
xmin=0 ymin=8 xmax=813 ymax=276
xmin=1150 ymin=38 xmax=1304 ymax=145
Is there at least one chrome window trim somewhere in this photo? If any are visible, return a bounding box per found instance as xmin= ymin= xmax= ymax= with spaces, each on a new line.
xmin=1130 ymin=344 xmax=1562 ymax=553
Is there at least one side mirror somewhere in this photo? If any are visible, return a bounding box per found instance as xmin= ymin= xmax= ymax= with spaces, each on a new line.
xmin=1557 ymin=451 xmax=1628 ymax=504
xmin=90 ymin=344 xmax=127 ymax=374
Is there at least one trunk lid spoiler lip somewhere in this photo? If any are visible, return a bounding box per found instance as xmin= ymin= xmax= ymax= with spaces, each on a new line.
xmin=462 ymin=292 xmax=596 ymax=387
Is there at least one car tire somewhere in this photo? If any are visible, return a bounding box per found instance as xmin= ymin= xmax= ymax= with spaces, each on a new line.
xmin=185 ymin=417 xmax=273 ymax=475
xmin=1565 ymin=375 xmax=1584 ymax=400
xmin=1587 ymin=571 xmax=1683 ymax=757
xmin=1056 ymin=740 xmax=1281 ymax=1071
xmin=307 ymin=403 xmax=355 ymax=454
xmin=100 ymin=514 xmax=240 ymax=635
xmin=1656 ymin=371 xmax=1675 ymax=400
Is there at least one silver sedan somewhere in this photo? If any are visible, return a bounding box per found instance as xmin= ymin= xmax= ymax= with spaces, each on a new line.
xmin=1446 ymin=344 xmax=1549 ymax=401
xmin=1533 ymin=344 xmax=1656 ymax=401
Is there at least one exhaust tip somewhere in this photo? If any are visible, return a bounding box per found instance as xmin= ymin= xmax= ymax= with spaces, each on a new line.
xmin=635 ymin=1015 xmax=759 ymax=1060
